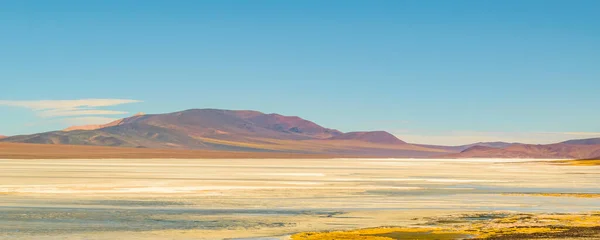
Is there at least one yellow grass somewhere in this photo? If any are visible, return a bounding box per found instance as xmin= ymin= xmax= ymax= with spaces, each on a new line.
xmin=290 ymin=213 xmax=600 ymax=240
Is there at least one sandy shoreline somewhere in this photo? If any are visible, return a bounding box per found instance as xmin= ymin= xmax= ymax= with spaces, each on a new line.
xmin=0 ymin=142 xmax=342 ymax=159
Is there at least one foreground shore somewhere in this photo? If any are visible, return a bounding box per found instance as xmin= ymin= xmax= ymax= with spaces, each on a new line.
xmin=1 ymin=158 xmax=598 ymax=239
xmin=2 ymin=210 xmax=598 ymax=239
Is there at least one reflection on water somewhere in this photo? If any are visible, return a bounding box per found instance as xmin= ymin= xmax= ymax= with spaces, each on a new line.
xmin=0 ymin=158 xmax=599 ymax=239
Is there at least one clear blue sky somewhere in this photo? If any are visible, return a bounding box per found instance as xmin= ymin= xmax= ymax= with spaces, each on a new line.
xmin=1 ymin=0 xmax=599 ymax=144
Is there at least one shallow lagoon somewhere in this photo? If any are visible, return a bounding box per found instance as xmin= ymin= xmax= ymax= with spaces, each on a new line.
xmin=0 ymin=158 xmax=598 ymax=239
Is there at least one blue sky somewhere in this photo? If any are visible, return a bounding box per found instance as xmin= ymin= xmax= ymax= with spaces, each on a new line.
xmin=1 ymin=0 xmax=599 ymax=145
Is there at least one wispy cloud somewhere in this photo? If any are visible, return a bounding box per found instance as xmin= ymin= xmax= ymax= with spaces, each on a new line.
xmin=0 ymin=99 xmax=141 ymax=129
xmin=394 ymin=130 xmax=600 ymax=146
xmin=0 ymin=99 xmax=140 ymax=118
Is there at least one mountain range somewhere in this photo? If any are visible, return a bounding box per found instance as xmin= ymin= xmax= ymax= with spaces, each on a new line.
xmin=2 ymin=108 xmax=599 ymax=159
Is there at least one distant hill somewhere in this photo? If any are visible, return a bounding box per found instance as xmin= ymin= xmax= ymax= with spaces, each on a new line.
xmin=328 ymin=131 xmax=406 ymax=144
xmin=0 ymin=135 xmax=6 ymax=139
xmin=445 ymin=143 xmax=600 ymax=159
xmin=1 ymin=109 xmax=447 ymax=157
xmin=561 ymin=137 xmax=600 ymax=145
xmin=418 ymin=141 xmax=515 ymax=152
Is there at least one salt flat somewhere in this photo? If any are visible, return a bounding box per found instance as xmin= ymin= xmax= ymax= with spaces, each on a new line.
xmin=0 ymin=158 xmax=599 ymax=239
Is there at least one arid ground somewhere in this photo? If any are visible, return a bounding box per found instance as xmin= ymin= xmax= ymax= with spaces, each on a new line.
xmin=0 ymin=158 xmax=599 ymax=239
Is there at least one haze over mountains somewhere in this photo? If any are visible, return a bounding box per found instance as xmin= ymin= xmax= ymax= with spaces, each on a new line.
xmin=2 ymin=108 xmax=600 ymax=159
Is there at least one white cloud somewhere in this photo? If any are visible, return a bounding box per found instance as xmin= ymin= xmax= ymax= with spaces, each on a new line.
xmin=394 ymin=130 xmax=600 ymax=146
xmin=0 ymin=99 xmax=141 ymax=118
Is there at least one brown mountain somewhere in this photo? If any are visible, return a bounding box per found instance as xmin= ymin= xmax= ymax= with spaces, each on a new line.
xmin=1 ymin=109 xmax=448 ymax=157
xmin=445 ymin=143 xmax=600 ymax=159
xmin=0 ymin=135 xmax=6 ymax=140
xmin=328 ymin=131 xmax=406 ymax=144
